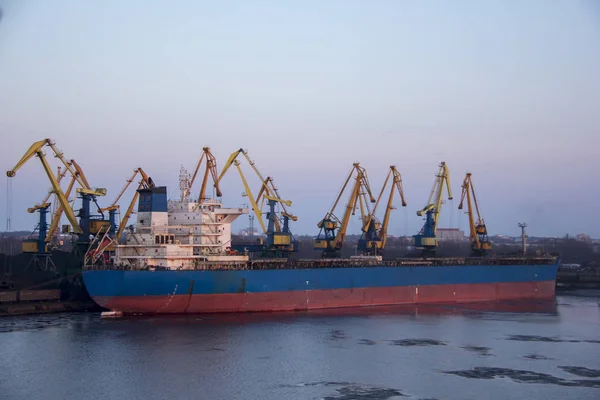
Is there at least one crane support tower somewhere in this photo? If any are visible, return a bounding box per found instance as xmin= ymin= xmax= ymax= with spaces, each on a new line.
xmin=458 ymin=173 xmax=492 ymax=256
xmin=357 ymin=165 xmax=407 ymax=255
xmin=518 ymin=222 xmax=527 ymax=255
xmin=314 ymin=163 xmax=376 ymax=257
xmin=413 ymin=161 xmax=452 ymax=254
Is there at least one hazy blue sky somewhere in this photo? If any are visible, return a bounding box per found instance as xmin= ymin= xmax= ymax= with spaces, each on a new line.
xmin=1 ymin=0 xmax=599 ymax=238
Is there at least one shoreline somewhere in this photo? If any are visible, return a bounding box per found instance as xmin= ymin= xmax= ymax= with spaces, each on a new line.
xmin=0 ymin=301 xmax=103 ymax=317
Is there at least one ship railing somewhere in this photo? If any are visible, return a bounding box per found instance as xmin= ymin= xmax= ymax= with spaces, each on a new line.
xmin=83 ymin=264 xmax=136 ymax=271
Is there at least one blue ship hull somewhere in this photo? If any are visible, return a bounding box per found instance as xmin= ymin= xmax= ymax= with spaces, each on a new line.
xmin=82 ymin=261 xmax=560 ymax=314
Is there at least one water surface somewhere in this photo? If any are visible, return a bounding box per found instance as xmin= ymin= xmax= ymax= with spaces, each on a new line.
xmin=1 ymin=291 xmax=599 ymax=400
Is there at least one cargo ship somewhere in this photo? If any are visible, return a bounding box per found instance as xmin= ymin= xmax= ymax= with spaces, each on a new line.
xmin=81 ymin=185 xmax=560 ymax=315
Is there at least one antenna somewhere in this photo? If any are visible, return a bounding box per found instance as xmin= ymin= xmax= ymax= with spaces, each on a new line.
xmin=6 ymin=177 xmax=12 ymax=232
xmin=178 ymin=166 xmax=191 ymax=202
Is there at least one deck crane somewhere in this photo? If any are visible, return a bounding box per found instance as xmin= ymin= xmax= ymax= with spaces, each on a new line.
xmin=458 ymin=173 xmax=492 ymax=255
xmin=357 ymin=166 xmax=407 ymax=255
xmin=216 ymin=148 xmax=298 ymax=256
xmin=113 ymin=168 xmax=155 ymax=241
xmin=182 ymin=147 xmax=222 ymax=203
xmin=314 ymin=163 xmax=376 ymax=257
xmin=7 ymin=139 xmax=107 ymax=252
xmin=413 ymin=161 xmax=453 ymax=254
xmin=98 ymin=168 xmax=154 ymax=237
xmin=86 ymin=168 xmax=155 ymax=266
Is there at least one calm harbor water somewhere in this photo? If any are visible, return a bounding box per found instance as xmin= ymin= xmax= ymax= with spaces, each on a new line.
xmin=1 ymin=290 xmax=599 ymax=400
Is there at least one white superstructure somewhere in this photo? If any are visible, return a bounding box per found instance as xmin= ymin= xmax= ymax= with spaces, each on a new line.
xmin=114 ymin=186 xmax=249 ymax=269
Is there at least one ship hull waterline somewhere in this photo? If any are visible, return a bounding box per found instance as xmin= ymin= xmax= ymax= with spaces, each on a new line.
xmin=83 ymin=263 xmax=559 ymax=315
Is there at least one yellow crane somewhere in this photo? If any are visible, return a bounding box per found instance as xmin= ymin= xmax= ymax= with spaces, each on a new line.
xmin=458 ymin=173 xmax=492 ymax=255
xmin=7 ymin=140 xmax=90 ymax=242
xmin=7 ymin=139 xmax=107 ymax=252
xmin=314 ymin=163 xmax=376 ymax=257
xmin=183 ymin=147 xmax=222 ymax=203
xmin=358 ymin=165 xmax=407 ymax=255
xmin=216 ymin=148 xmax=297 ymax=255
xmin=413 ymin=161 xmax=452 ymax=253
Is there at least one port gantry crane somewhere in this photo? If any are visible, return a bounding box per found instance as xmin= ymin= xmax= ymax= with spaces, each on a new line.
xmin=458 ymin=173 xmax=492 ymax=256
xmin=182 ymin=147 xmax=222 ymax=204
xmin=357 ymin=165 xmax=407 ymax=256
xmin=413 ymin=161 xmax=452 ymax=254
xmin=7 ymin=139 xmax=107 ymax=255
xmin=314 ymin=163 xmax=376 ymax=257
xmin=216 ymin=148 xmax=298 ymax=256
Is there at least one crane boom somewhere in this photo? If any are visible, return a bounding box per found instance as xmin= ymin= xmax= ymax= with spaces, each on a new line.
xmin=336 ymin=171 xmax=365 ymax=246
xmin=200 ymin=149 xmax=220 ymax=202
xmin=36 ymin=152 xmax=83 ymax=234
xmin=216 ymin=149 xmax=270 ymax=194
xmin=185 ymin=147 xmax=222 ymax=202
xmin=458 ymin=173 xmax=491 ymax=255
xmin=99 ymin=169 xmax=140 ymax=213
xmin=115 ymin=174 xmax=153 ymax=240
xmin=380 ymin=167 xmax=407 ymax=241
xmin=216 ymin=148 xmax=245 ymax=185
xmin=233 ymin=160 xmax=267 ymax=234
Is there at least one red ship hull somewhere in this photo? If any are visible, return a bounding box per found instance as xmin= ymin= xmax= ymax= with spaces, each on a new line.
xmin=94 ymin=280 xmax=556 ymax=315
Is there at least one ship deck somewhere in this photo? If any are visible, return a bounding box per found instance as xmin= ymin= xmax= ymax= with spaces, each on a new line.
xmin=85 ymin=255 xmax=559 ymax=272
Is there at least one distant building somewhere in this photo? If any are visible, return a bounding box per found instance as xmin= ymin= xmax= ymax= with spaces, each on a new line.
xmin=437 ymin=228 xmax=466 ymax=242
xmin=490 ymin=234 xmax=515 ymax=244
xmin=238 ymin=227 xmax=259 ymax=237
xmin=576 ymin=234 xmax=592 ymax=243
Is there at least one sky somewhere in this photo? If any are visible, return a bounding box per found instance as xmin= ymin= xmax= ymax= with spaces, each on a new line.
xmin=0 ymin=0 xmax=599 ymax=238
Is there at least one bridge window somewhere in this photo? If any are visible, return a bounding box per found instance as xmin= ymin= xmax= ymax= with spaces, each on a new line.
xmin=155 ymin=234 xmax=175 ymax=245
